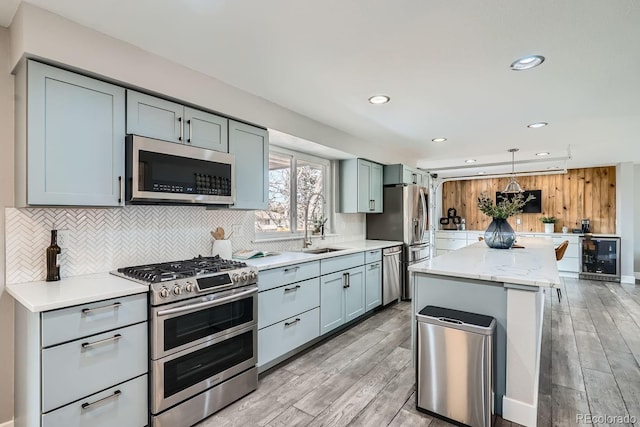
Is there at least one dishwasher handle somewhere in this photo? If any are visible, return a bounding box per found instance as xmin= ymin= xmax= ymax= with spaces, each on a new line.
xmin=383 ymin=250 xmax=402 ymax=257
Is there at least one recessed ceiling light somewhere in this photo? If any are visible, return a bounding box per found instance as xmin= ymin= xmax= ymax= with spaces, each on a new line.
xmin=510 ymin=55 xmax=545 ymax=71
xmin=536 ymin=152 xmax=550 ymax=156
xmin=432 ymin=137 xmax=447 ymax=143
xmin=368 ymin=95 xmax=390 ymax=104
xmin=528 ymin=122 xmax=548 ymax=128
xmin=465 ymin=159 xmax=476 ymax=163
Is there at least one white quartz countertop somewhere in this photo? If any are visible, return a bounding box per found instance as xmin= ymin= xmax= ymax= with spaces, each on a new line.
xmin=437 ymin=229 xmax=619 ymax=238
xmin=6 ymin=273 xmax=148 ymax=313
xmin=241 ymin=240 xmax=403 ymax=270
xmin=409 ymin=237 xmax=560 ymax=288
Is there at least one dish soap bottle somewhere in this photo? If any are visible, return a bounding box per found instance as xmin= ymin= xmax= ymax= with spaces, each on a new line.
xmin=46 ymin=229 xmax=61 ymax=281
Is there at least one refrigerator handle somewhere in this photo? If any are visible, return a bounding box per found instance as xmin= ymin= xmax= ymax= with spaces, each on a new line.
xmin=419 ymin=187 xmax=428 ymax=241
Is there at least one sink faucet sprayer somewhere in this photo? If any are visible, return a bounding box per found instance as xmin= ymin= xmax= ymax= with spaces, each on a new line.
xmin=303 ymin=193 xmax=326 ymax=249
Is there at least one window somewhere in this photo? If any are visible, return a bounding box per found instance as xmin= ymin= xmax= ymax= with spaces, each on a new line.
xmin=255 ymin=147 xmax=330 ymax=237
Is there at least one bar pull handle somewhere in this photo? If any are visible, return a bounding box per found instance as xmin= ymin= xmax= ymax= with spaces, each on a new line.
xmin=284 ymin=318 xmax=301 ymax=327
xmin=178 ymin=117 xmax=183 ymax=141
xmin=81 ymin=390 xmax=121 ymax=410
xmin=187 ymin=119 xmax=192 ymax=143
xmin=82 ymin=302 xmax=121 ymax=314
xmin=117 ymin=176 xmax=122 ymax=204
xmin=284 ymin=285 xmax=301 ymax=292
xmin=81 ymin=334 xmax=121 ymax=349
xmin=284 ymin=266 xmax=300 ymax=273
xmin=383 ymin=250 xmax=402 ymax=257
xmin=438 ymin=317 xmax=463 ymax=325
xmin=412 ymin=173 xmax=417 ymax=184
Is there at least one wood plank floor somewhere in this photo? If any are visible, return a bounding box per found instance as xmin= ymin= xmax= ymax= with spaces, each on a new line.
xmin=200 ymin=278 xmax=640 ymax=427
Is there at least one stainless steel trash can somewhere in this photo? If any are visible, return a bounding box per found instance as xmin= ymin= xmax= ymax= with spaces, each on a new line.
xmin=416 ymin=306 xmax=496 ymax=427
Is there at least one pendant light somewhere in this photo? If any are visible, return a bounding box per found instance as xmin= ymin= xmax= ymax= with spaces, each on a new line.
xmin=502 ymin=148 xmax=524 ymax=194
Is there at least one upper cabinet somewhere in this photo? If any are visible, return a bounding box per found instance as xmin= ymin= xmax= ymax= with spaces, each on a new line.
xmin=126 ymin=90 xmax=228 ymax=152
xmin=383 ymin=164 xmax=429 ymax=186
xmin=338 ymin=159 xmax=383 ymax=213
xmin=228 ymin=120 xmax=269 ymax=210
xmin=16 ymin=61 xmax=125 ymax=207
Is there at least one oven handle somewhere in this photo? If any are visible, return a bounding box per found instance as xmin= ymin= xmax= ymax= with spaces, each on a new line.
xmin=156 ymin=286 xmax=257 ymax=317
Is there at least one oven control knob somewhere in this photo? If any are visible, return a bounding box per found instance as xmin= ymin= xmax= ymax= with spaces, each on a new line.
xmin=159 ymin=288 xmax=169 ymax=298
xmin=250 ymin=271 xmax=257 ymax=280
xmin=173 ymin=286 xmax=182 ymax=296
xmin=185 ymin=283 xmax=195 ymax=293
xmin=232 ymin=274 xmax=240 ymax=283
xmin=241 ymin=272 xmax=249 ymax=282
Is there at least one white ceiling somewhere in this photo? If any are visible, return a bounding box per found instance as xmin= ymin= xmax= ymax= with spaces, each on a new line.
xmin=2 ymin=0 xmax=640 ymax=172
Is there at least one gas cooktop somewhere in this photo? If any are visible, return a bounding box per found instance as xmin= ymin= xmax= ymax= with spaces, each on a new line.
xmin=111 ymin=255 xmax=258 ymax=305
xmin=115 ymin=255 xmax=248 ymax=283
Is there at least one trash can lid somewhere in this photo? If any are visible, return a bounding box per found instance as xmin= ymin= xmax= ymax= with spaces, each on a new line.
xmin=418 ymin=305 xmax=495 ymax=328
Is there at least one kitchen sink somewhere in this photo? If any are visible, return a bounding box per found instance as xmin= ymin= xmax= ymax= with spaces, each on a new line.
xmin=302 ymin=247 xmax=346 ymax=254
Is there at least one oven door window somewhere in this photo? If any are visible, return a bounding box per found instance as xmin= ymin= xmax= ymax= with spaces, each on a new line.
xmin=164 ymin=330 xmax=253 ymax=398
xmin=164 ymin=296 xmax=254 ymax=352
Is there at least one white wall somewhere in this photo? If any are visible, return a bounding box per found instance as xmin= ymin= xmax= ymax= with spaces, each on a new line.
xmin=0 ymin=26 xmax=15 ymax=425
xmin=616 ymin=162 xmax=635 ymax=282
xmin=634 ymin=164 xmax=640 ymax=278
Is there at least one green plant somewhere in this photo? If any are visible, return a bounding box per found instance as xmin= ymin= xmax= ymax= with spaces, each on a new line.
xmin=540 ymin=216 xmax=557 ymax=224
xmin=312 ymin=214 xmax=327 ymax=232
xmin=477 ymin=192 xmax=535 ymax=219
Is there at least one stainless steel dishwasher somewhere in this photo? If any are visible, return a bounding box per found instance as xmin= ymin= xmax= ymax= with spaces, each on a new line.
xmin=416 ymin=306 xmax=496 ymax=427
xmin=382 ymin=246 xmax=402 ymax=305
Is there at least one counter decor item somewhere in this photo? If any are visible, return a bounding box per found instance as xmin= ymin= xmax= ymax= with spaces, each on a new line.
xmin=210 ymin=227 xmax=232 ymax=259
xmin=540 ymin=216 xmax=557 ymax=233
xmin=477 ymin=192 xmax=534 ymax=249
xmin=45 ymin=229 xmax=61 ymax=281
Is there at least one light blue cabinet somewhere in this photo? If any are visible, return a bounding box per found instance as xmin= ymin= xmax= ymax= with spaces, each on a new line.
xmin=344 ymin=266 xmax=366 ymax=322
xmin=338 ymin=158 xmax=383 ymax=213
xmin=365 ymin=261 xmax=382 ymax=312
xmin=228 ymin=120 xmax=269 ymax=210
xmin=21 ymin=61 xmax=125 ymax=206
xmin=383 ymin=164 xmax=428 ymax=186
xmin=320 ymin=271 xmax=346 ymax=335
xmin=126 ymin=90 xmax=228 ymax=152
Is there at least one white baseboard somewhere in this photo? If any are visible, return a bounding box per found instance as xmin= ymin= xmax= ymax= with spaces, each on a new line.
xmin=634 ymin=271 xmax=640 ymax=280
xmin=559 ymin=271 xmax=578 ymax=279
xmin=621 ymin=275 xmax=635 ymax=284
xmin=502 ymin=396 xmax=537 ymax=427
xmin=0 ymin=419 xmax=14 ymax=427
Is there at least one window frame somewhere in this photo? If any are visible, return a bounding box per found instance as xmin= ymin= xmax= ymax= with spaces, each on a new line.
xmin=256 ymin=146 xmax=331 ymax=239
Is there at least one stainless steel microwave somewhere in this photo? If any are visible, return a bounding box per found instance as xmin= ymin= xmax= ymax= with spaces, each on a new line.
xmin=125 ymin=134 xmax=235 ymax=205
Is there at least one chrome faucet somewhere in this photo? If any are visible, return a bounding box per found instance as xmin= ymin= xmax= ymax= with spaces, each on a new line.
xmin=303 ymin=192 xmax=326 ymax=248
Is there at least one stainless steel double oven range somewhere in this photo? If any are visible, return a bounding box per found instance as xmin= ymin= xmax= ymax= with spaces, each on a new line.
xmin=113 ymin=255 xmax=259 ymax=427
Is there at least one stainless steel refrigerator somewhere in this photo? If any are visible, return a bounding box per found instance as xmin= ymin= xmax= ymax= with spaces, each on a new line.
xmin=366 ymin=185 xmax=429 ymax=300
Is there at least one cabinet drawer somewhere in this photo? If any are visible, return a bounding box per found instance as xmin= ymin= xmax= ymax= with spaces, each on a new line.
xmin=42 ymin=322 xmax=148 ymax=412
xmin=365 ymin=249 xmax=382 ymax=264
xmin=558 ymin=257 xmax=579 ymax=273
xmin=42 ymin=293 xmax=147 ymax=347
xmin=258 ymin=278 xmax=320 ymax=329
xmin=320 ymin=252 xmax=365 ymax=275
xmin=435 ymin=238 xmax=467 ymax=251
xmin=435 ymin=231 xmax=466 ymax=240
xmin=258 ymin=308 xmax=320 ymax=367
xmin=42 ymin=374 xmax=148 ymax=427
xmin=258 ymin=261 xmax=320 ymax=292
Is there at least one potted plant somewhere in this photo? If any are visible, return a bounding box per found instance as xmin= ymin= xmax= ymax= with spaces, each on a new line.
xmin=477 ymin=192 xmax=535 ymax=249
xmin=312 ymin=214 xmax=327 ymax=235
xmin=540 ymin=216 xmax=557 ymax=234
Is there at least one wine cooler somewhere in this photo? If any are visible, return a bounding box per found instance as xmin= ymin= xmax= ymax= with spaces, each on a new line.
xmin=579 ymin=236 xmax=621 ymax=282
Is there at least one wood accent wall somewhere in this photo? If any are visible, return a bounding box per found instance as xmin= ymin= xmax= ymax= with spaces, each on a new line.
xmin=441 ymin=167 xmax=616 ymax=234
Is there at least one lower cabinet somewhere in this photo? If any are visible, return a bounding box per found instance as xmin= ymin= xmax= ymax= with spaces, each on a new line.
xmin=320 ymin=266 xmax=365 ymax=335
xmin=365 ymin=261 xmax=382 ymax=312
xmin=258 ymin=308 xmax=320 ymax=367
xmin=41 ymin=374 xmax=148 ymax=427
xmin=14 ymin=293 xmax=148 ymax=427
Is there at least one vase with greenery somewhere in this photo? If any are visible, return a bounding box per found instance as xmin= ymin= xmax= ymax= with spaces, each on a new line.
xmin=477 ymin=192 xmax=535 ymax=249
xmin=540 ymin=216 xmax=557 ymax=234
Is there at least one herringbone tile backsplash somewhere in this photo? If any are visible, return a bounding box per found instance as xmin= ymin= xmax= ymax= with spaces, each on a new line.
xmin=5 ymin=207 xmax=365 ymax=284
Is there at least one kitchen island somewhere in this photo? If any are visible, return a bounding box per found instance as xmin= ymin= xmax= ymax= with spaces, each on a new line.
xmin=408 ymin=237 xmax=559 ymax=427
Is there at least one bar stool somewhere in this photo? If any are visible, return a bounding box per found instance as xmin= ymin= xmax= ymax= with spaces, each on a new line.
xmin=555 ymin=240 xmax=569 ymax=302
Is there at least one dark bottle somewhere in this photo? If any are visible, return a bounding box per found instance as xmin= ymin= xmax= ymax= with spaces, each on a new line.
xmin=46 ymin=230 xmax=61 ymax=282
